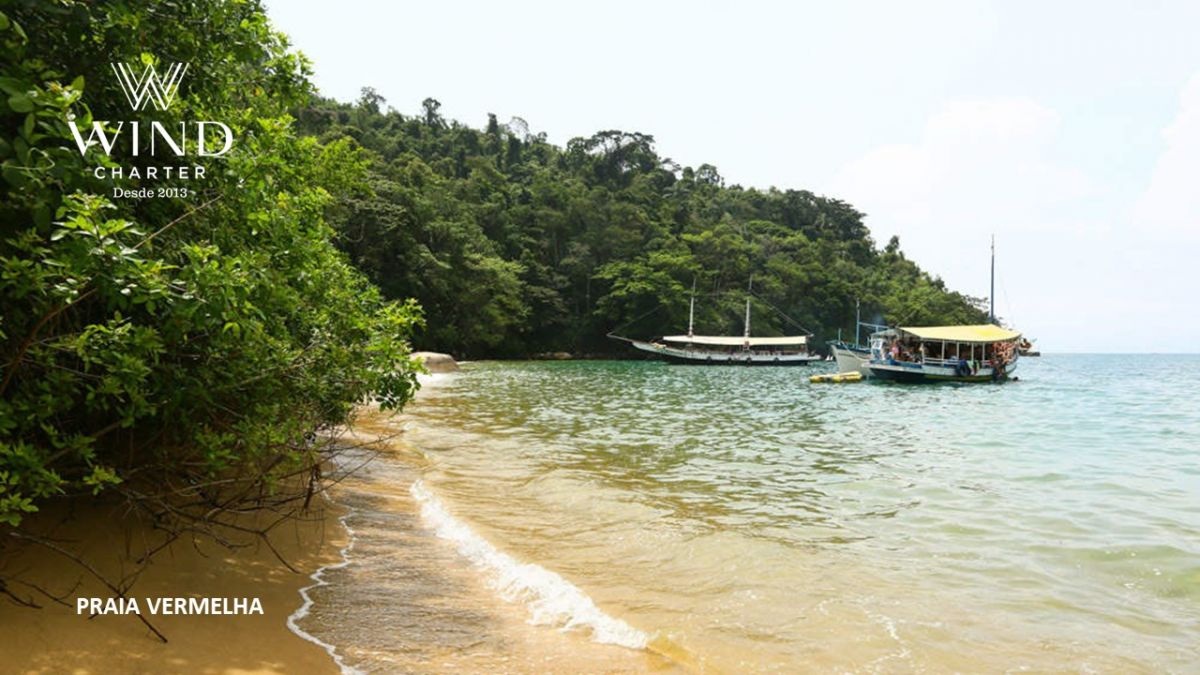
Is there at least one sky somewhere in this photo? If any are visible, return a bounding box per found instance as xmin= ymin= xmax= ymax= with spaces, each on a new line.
xmin=265 ymin=0 xmax=1200 ymax=352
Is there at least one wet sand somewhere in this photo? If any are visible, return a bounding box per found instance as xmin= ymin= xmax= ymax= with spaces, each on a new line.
xmin=0 ymin=498 xmax=346 ymax=675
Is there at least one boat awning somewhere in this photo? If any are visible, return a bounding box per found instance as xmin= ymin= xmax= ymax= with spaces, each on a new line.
xmin=662 ymin=335 xmax=807 ymax=346
xmin=896 ymin=324 xmax=1021 ymax=343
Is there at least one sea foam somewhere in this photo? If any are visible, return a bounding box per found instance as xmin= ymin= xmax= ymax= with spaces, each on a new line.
xmin=286 ymin=508 xmax=364 ymax=675
xmin=410 ymin=479 xmax=649 ymax=650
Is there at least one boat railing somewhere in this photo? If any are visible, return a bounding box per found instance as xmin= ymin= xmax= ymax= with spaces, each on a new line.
xmin=923 ymin=356 xmax=965 ymax=366
xmin=659 ymin=344 xmax=813 ymax=357
xmin=874 ymin=354 xmax=1012 ymax=369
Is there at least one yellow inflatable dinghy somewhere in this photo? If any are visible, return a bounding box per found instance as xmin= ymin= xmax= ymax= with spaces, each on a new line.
xmin=810 ymin=371 xmax=863 ymax=383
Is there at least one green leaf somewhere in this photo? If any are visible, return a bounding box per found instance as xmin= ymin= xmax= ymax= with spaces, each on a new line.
xmin=0 ymin=77 xmax=24 ymax=96
xmin=8 ymin=92 xmax=33 ymax=113
xmin=13 ymin=137 xmax=29 ymax=164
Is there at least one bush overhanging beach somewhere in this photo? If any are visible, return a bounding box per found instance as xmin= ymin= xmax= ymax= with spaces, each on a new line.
xmin=0 ymin=0 xmax=421 ymax=586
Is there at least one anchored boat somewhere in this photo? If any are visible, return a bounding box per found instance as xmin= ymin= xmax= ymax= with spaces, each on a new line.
xmin=609 ymin=284 xmax=820 ymax=366
xmin=861 ymin=236 xmax=1025 ymax=383
xmin=867 ymin=324 xmax=1021 ymax=382
xmin=828 ymin=299 xmax=890 ymax=376
xmin=625 ymin=334 xmax=819 ymax=365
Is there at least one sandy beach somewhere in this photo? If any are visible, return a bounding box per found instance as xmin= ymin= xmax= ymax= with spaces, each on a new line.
xmin=0 ymin=498 xmax=347 ymax=675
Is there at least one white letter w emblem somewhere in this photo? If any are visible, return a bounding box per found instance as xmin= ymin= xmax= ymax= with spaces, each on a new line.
xmin=111 ymin=62 xmax=189 ymax=111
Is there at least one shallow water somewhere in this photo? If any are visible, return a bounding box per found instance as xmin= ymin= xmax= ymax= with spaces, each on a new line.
xmin=301 ymin=355 xmax=1200 ymax=673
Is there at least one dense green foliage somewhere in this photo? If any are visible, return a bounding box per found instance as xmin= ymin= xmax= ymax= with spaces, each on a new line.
xmin=0 ymin=1 xmax=421 ymax=528
xmin=297 ymin=94 xmax=987 ymax=358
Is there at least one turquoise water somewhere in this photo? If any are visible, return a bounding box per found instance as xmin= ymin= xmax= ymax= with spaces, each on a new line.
xmin=310 ymin=355 xmax=1200 ymax=672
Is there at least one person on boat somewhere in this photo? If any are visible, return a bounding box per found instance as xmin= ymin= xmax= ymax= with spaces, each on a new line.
xmin=889 ymin=340 xmax=900 ymax=363
xmin=990 ymin=346 xmax=1008 ymax=381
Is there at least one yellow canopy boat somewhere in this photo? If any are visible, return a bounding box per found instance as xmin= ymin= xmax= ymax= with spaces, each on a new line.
xmin=867 ymin=324 xmax=1022 ymax=383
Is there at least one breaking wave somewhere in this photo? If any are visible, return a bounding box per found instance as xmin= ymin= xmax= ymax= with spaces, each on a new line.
xmin=409 ymin=479 xmax=649 ymax=650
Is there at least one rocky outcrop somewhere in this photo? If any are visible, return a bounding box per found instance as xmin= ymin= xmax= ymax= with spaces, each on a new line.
xmin=412 ymin=351 xmax=459 ymax=373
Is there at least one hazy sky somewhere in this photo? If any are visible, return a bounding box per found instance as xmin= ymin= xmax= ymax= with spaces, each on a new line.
xmin=266 ymin=1 xmax=1199 ymax=352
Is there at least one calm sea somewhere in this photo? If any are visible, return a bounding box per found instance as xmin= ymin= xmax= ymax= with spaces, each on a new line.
xmin=294 ymin=355 xmax=1200 ymax=673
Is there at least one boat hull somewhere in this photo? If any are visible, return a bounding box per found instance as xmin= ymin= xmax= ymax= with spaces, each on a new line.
xmin=630 ymin=340 xmax=820 ymax=366
xmin=829 ymin=342 xmax=872 ymax=376
xmin=868 ymin=359 xmax=1018 ymax=383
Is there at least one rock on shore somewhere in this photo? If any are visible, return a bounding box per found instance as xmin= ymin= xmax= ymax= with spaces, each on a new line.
xmin=412 ymin=351 xmax=459 ymax=373
xmin=532 ymin=352 xmax=574 ymax=360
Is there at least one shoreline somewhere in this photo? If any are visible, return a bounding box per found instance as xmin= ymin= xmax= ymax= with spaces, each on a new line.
xmin=0 ymin=498 xmax=348 ymax=675
xmin=286 ymin=504 xmax=359 ymax=674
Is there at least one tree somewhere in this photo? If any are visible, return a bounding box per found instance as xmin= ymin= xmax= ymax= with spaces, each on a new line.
xmin=359 ymin=86 xmax=386 ymax=114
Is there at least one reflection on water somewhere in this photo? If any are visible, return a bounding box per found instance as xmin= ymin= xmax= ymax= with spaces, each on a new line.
xmin=305 ymin=356 xmax=1200 ymax=673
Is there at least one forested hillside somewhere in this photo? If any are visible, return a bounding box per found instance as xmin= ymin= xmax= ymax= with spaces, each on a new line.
xmin=297 ymin=93 xmax=987 ymax=358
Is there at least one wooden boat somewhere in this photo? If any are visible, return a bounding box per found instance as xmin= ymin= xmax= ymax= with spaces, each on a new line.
xmin=609 ymin=284 xmax=820 ymax=366
xmin=866 ymin=324 xmax=1021 ymax=382
xmin=625 ymin=334 xmax=819 ymax=365
xmin=863 ymin=237 xmax=1026 ymax=383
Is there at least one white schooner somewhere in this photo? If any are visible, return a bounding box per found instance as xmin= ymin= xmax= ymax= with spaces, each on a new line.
xmin=609 ymin=285 xmax=820 ymax=366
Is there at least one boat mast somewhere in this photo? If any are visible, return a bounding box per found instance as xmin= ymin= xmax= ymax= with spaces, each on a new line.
xmin=688 ymin=278 xmax=697 ymax=338
xmin=743 ymin=277 xmax=752 ymax=345
xmin=989 ymin=234 xmax=995 ymax=324
xmin=744 ymin=297 xmax=752 ymax=339
xmin=855 ymin=298 xmax=861 ymax=345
